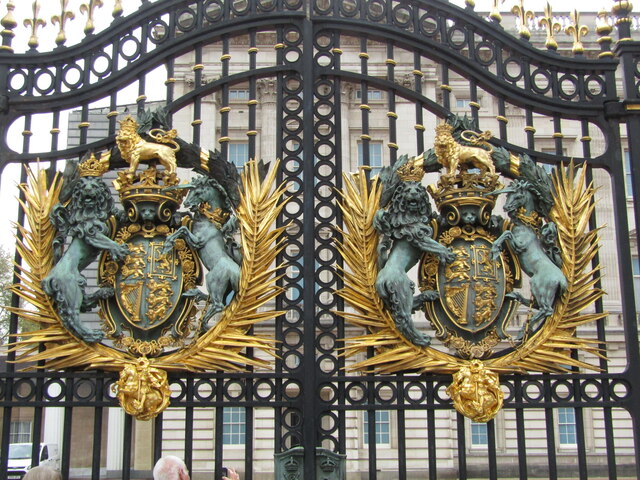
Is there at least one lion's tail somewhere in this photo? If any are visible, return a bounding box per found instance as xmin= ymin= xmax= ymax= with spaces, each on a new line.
xmin=149 ymin=128 xmax=180 ymax=151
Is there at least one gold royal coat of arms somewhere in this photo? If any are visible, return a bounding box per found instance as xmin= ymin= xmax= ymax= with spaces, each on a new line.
xmin=337 ymin=116 xmax=605 ymax=422
xmin=8 ymin=109 xmax=287 ymax=420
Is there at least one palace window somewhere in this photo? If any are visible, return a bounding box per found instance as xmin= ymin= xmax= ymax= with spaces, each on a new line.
xmin=229 ymin=89 xmax=250 ymax=101
xmin=357 ymin=142 xmax=383 ymax=176
xmin=363 ymin=410 xmax=391 ymax=445
xmin=223 ymin=407 xmax=246 ymax=445
xmin=633 ymin=256 xmax=640 ymax=312
xmin=229 ymin=142 xmax=249 ymax=171
xmin=356 ymin=89 xmax=384 ymax=101
xmin=625 ymin=151 xmax=634 ymax=198
xmin=470 ymin=421 xmax=488 ymax=447
xmin=557 ymin=407 xmax=577 ymax=446
xmin=9 ymin=421 xmax=31 ymax=444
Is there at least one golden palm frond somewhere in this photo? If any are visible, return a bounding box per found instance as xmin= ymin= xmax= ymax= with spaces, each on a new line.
xmin=7 ymin=167 xmax=60 ymax=331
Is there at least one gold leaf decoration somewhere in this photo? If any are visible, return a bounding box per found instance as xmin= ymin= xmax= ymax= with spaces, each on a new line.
xmin=337 ymin=160 xmax=605 ymax=378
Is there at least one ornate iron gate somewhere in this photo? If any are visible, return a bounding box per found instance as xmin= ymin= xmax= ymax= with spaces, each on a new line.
xmin=0 ymin=1 xmax=639 ymax=479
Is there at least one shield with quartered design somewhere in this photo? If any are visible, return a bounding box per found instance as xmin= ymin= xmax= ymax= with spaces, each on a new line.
xmin=421 ymin=222 xmax=519 ymax=356
xmin=108 ymin=233 xmax=187 ymax=331
xmin=98 ymin=166 xmax=201 ymax=353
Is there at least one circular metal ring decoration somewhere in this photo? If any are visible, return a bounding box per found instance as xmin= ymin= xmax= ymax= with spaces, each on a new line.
xmin=9 ymin=109 xmax=288 ymax=420
xmin=337 ymin=115 xmax=605 ymax=423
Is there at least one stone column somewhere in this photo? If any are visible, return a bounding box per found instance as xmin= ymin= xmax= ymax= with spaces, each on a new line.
xmin=43 ymin=407 xmax=64 ymax=448
xmin=106 ymin=408 xmax=125 ymax=471
xmin=257 ymin=79 xmax=278 ymax=161
xmin=133 ymin=419 xmax=154 ymax=470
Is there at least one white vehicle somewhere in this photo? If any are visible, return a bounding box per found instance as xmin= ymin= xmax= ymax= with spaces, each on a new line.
xmin=7 ymin=443 xmax=59 ymax=479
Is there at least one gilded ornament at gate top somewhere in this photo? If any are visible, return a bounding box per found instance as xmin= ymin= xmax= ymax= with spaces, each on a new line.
xmin=512 ymin=0 xmax=534 ymax=39
xmin=539 ymin=2 xmax=561 ymax=50
xmin=23 ymin=2 xmax=46 ymax=49
xmin=51 ymin=0 xmax=74 ymax=47
xmin=566 ymin=9 xmax=589 ymax=54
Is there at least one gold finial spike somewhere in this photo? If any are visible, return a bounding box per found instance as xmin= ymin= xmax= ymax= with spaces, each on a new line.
xmin=538 ymin=2 xmax=561 ymax=51
xmin=113 ymin=0 xmax=124 ymax=18
xmin=612 ymin=0 xmax=633 ymax=16
xmin=596 ymin=8 xmax=613 ymax=35
xmin=612 ymin=1 xmax=633 ymax=41
xmin=80 ymin=0 xmax=104 ymax=35
xmin=1 ymin=2 xmax=17 ymax=30
xmin=596 ymin=8 xmax=614 ymax=56
xmin=565 ymin=9 xmax=589 ymax=55
xmin=0 ymin=2 xmax=17 ymax=51
xmin=465 ymin=0 xmax=475 ymax=9
xmin=24 ymin=1 xmax=47 ymax=50
xmin=51 ymin=0 xmax=75 ymax=47
xmin=512 ymin=0 xmax=534 ymax=40
xmin=490 ymin=0 xmax=504 ymax=22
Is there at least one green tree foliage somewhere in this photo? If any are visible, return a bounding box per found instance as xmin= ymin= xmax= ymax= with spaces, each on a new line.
xmin=0 ymin=245 xmax=15 ymax=344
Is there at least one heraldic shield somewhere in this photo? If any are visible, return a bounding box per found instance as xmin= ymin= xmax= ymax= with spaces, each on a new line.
xmin=98 ymin=174 xmax=201 ymax=350
xmin=421 ymin=225 xmax=519 ymax=350
xmin=337 ymin=115 xmax=606 ymax=423
xmin=8 ymin=108 xmax=288 ymax=421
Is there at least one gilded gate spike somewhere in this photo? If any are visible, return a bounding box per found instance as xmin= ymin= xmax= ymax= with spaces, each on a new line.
xmin=596 ymin=8 xmax=613 ymax=35
xmin=512 ymin=0 xmax=534 ymax=40
xmin=1 ymin=1 xmax=17 ymax=30
xmin=596 ymin=8 xmax=614 ymax=57
xmin=80 ymin=0 xmax=104 ymax=35
xmin=490 ymin=0 xmax=504 ymax=22
xmin=113 ymin=0 xmax=124 ymax=18
xmin=538 ymin=2 xmax=561 ymax=51
xmin=23 ymin=1 xmax=46 ymax=50
xmin=0 ymin=1 xmax=17 ymax=51
xmin=51 ymin=0 xmax=75 ymax=47
xmin=565 ymin=9 xmax=589 ymax=55
xmin=612 ymin=1 xmax=633 ymax=41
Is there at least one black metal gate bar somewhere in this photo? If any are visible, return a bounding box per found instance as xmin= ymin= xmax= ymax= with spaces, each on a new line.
xmin=302 ymin=12 xmax=318 ymax=479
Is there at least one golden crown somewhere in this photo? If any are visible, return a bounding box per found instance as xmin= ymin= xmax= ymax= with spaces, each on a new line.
xmin=396 ymin=155 xmax=425 ymax=182
xmin=78 ymin=152 xmax=110 ymax=177
xmin=435 ymin=122 xmax=454 ymax=135
xmin=428 ymin=171 xmax=502 ymax=214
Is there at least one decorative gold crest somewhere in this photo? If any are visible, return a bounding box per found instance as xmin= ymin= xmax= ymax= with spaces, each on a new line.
xmin=446 ymin=360 xmax=503 ymax=423
xmin=337 ymin=120 xmax=605 ymax=423
xmin=7 ymin=116 xmax=288 ymax=420
xmin=114 ymin=357 xmax=171 ymax=421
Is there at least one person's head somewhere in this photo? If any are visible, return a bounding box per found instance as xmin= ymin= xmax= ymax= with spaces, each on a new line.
xmin=22 ymin=466 xmax=62 ymax=480
xmin=153 ymin=456 xmax=190 ymax=480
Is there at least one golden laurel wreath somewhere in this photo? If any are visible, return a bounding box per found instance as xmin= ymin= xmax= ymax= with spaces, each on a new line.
xmin=8 ymin=160 xmax=287 ymax=419
xmin=336 ymin=161 xmax=605 ymax=421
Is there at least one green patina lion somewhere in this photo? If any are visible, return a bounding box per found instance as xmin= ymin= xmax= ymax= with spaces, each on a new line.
xmin=42 ymin=158 xmax=129 ymax=343
xmin=374 ymin=158 xmax=455 ymax=347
